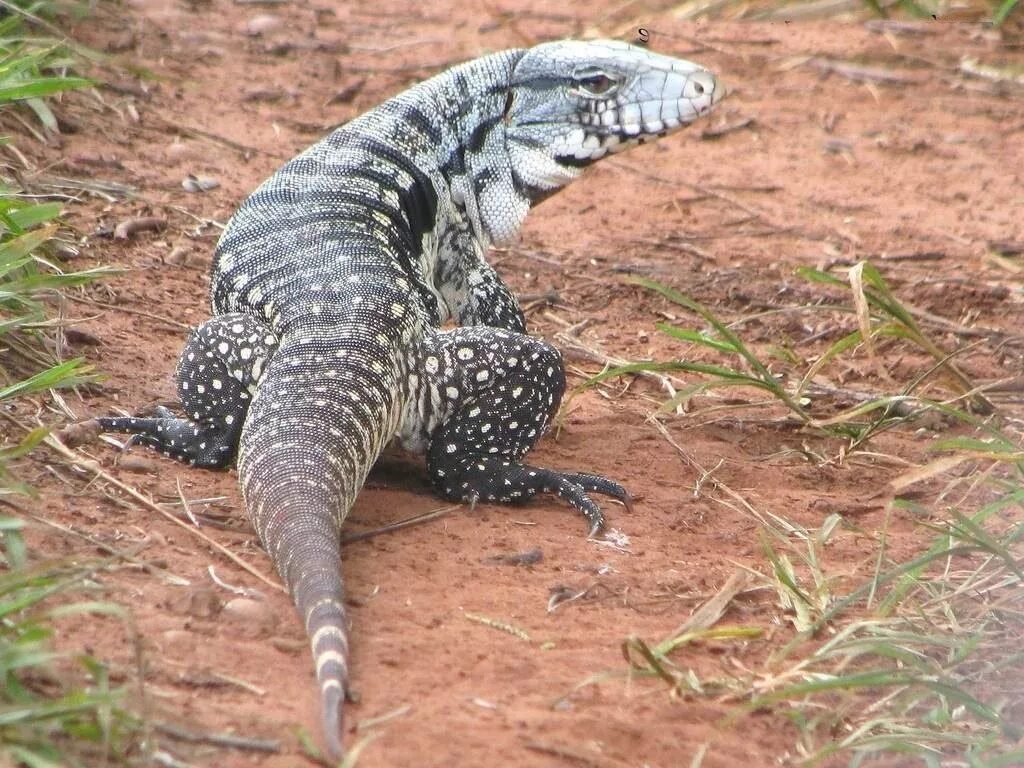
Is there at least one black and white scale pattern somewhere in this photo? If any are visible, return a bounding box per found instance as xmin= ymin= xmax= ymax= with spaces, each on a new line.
xmin=97 ymin=39 xmax=722 ymax=759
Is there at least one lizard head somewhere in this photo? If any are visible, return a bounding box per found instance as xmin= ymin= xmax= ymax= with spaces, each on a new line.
xmin=504 ymin=39 xmax=724 ymax=200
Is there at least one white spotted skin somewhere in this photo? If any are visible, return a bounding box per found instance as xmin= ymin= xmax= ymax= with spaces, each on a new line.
xmin=95 ymin=313 xmax=277 ymax=468
xmin=98 ymin=40 xmax=721 ymax=762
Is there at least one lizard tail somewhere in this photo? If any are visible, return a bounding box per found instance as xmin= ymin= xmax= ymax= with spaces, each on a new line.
xmin=253 ymin=482 xmax=352 ymax=760
xmin=236 ymin=328 xmax=404 ymax=760
xmin=300 ymin=552 xmax=351 ymax=762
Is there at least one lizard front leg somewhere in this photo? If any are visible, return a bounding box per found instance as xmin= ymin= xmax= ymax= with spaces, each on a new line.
xmin=434 ymin=218 xmax=527 ymax=332
xmin=453 ymin=261 xmax=527 ymax=332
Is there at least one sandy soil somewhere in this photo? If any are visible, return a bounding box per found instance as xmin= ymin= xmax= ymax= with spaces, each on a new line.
xmin=8 ymin=2 xmax=1024 ymax=766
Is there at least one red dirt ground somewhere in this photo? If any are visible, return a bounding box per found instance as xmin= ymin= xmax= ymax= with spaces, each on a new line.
xmin=6 ymin=2 xmax=1024 ymax=766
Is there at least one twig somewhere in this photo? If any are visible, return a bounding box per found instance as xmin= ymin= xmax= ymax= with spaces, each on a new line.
xmin=554 ymin=330 xmax=684 ymax=404
xmin=163 ymin=655 xmax=269 ymax=695
xmin=337 ymin=59 xmax=463 ymax=76
xmin=631 ymin=236 xmax=711 ymax=260
xmin=208 ymin=565 xmax=262 ymax=598
xmin=805 ymin=57 xmax=928 ymax=85
xmin=146 ymin=111 xmax=270 ymax=158
xmin=877 ymin=251 xmax=947 ymax=263
xmin=480 ymin=0 xmax=537 ymax=46
xmin=64 ymin=293 xmax=192 ymax=331
xmin=41 ymin=428 xmax=285 ymax=593
xmin=864 ymin=19 xmax=936 ymax=36
xmin=340 ymin=504 xmax=459 ymax=545
xmin=349 ymin=38 xmax=448 ymax=52
xmin=524 ymin=740 xmax=620 ymax=768
xmin=609 ymin=159 xmax=784 ymax=229
xmin=672 ymin=570 xmax=753 ymax=637
xmin=176 ymin=477 xmax=200 ymax=527
xmin=31 ymin=173 xmax=135 ymax=201
xmin=958 ymin=57 xmax=1024 ymax=87
xmin=153 ymin=498 xmax=248 ymax=532
xmin=645 ymin=414 xmax=800 ymax=535
xmin=803 ymin=382 xmax=921 ymax=419
xmin=0 ymin=0 xmax=69 ymax=37
xmin=204 ymin=672 xmax=267 ymax=696
xmin=547 ymin=582 xmax=612 ymax=612
xmin=19 ymin=508 xmax=190 ymax=586
xmin=356 ymin=703 xmax=412 ymax=732
xmin=464 ymin=612 xmax=530 ymax=641
xmin=153 ymin=721 xmax=280 ymax=753
xmin=700 ymin=116 xmax=756 ymax=140
xmin=152 ymin=751 xmax=196 ymax=768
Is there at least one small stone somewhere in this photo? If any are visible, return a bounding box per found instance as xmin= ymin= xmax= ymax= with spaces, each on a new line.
xmin=160 ymin=629 xmax=197 ymax=656
xmin=271 ymin=637 xmax=305 ymax=654
xmin=221 ymin=597 xmax=278 ymax=639
xmin=165 ymin=141 xmax=195 ymax=162
xmin=242 ymin=87 xmax=286 ymax=103
xmin=244 ymin=14 xmax=281 ymax=36
xmin=113 ymin=216 xmax=166 ymax=241
xmin=116 ymin=455 xmax=160 ymax=474
xmin=166 ymin=244 xmax=194 ymax=266
xmin=105 ymin=30 xmax=136 ymax=53
xmin=56 ymin=419 xmax=102 ymax=448
xmin=65 ymin=328 xmax=102 ymax=347
xmin=187 ymin=587 xmax=222 ymax=618
xmin=182 ymin=175 xmax=219 ymax=193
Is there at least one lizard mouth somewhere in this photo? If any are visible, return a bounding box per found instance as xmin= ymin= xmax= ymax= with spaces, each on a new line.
xmin=554 ymin=116 xmax=687 ymax=168
xmin=554 ymin=78 xmax=726 ymax=169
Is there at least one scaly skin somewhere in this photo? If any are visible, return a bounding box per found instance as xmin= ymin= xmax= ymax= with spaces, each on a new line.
xmin=97 ymin=40 xmax=724 ymax=758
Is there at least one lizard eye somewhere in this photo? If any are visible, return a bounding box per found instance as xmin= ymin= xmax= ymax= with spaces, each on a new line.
xmin=575 ymin=72 xmax=616 ymax=97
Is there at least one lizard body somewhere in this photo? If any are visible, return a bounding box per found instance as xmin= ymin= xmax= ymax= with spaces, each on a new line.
xmin=98 ymin=40 xmax=722 ymax=757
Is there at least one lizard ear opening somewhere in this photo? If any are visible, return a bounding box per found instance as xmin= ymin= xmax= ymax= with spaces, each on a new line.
xmin=502 ymin=90 xmax=514 ymax=122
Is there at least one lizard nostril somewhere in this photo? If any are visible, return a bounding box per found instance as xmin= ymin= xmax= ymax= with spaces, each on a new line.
xmin=694 ymin=82 xmax=705 ymax=95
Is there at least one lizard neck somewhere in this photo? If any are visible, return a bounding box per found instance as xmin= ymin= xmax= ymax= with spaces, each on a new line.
xmin=398 ymin=48 xmax=531 ymax=249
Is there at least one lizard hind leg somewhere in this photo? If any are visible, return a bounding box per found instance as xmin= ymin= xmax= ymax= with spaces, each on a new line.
xmin=419 ymin=327 xmax=631 ymax=536
xmin=96 ymin=313 xmax=278 ymax=468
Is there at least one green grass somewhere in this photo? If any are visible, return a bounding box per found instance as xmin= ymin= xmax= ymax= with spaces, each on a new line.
xmin=573 ymin=263 xmax=988 ymax=451
xmin=0 ymin=190 xmax=115 ymax=499
xmin=0 ymin=3 xmax=144 ymax=766
xmin=742 ymin=443 xmax=1024 ymax=766
xmin=993 ymin=0 xmax=1021 ymax=25
xmin=576 ymin=265 xmax=1023 ymax=765
xmin=597 ymin=432 xmax=1023 ymax=766
xmin=0 ymin=518 xmax=140 ymax=767
xmin=0 ymin=0 xmax=94 ymax=136
xmin=670 ymin=0 xmax=1018 ymax=25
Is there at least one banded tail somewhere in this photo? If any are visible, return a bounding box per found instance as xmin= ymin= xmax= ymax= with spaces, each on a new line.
xmin=238 ymin=321 xmax=408 ymax=759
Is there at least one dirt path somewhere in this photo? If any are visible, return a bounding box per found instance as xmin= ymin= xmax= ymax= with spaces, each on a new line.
xmin=16 ymin=2 xmax=1023 ymax=766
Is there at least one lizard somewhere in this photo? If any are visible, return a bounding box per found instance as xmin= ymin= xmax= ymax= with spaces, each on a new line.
xmin=95 ymin=39 xmax=723 ymax=758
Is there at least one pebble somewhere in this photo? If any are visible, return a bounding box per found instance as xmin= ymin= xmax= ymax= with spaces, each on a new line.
xmin=182 ymin=174 xmax=219 ymax=193
xmin=116 ymin=455 xmax=160 ymax=474
xmin=244 ymin=14 xmax=281 ymax=36
xmin=165 ymin=140 xmax=196 ymax=162
xmin=221 ymin=597 xmax=278 ymax=639
xmin=270 ymin=636 xmax=305 ymax=654
xmin=160 ymin=629 xmax=197 ymax=656
xmin=166 ymin=244 xmax=194 ymax=266
xmin=56 ymin=419 xmax=102 ymax=448
xmin=187 ymin=587 xmax=223 ymax=619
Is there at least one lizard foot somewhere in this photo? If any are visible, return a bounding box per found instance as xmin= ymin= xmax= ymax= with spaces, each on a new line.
xmin=430 ymin=455 xmax=630 ymax=536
